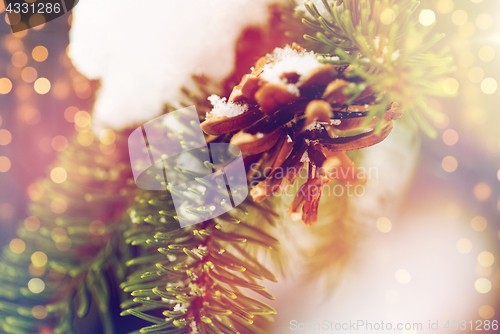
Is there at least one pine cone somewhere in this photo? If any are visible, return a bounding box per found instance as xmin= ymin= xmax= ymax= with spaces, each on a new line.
xmin=201 ymin=44 xmax=402 ymax=225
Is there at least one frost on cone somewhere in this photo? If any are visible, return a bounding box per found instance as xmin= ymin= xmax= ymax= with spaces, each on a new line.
xmin=201 ymin=44 xmax=403 ymax=225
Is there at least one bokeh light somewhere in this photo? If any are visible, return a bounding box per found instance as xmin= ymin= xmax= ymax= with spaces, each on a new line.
xmin=29 ymin=14 xmax=46 ymax=30
xmin=451 ymin=10 xmax=468 ymax=26
xmin=77 ymin=132 xmax=94 ymax=146
xmin=380 ymin=9 xmax=396 ymax=25
xmin=50 ymin=167 xmax=67 ymax=184
xmin=64 ymin=106 xmax=79 ymax=122
xmin=31 ymin=251 xmax=48 ymax=268
xmin=419 ymin=10 xmax=436 ymax=26
xmin=74 ymin=110 xmax=91 ymax=133
xmin=28 ymin=278 xmax=45 ymax=294
xmin=34 ymin=78 xmax=51 ymax=94
xmin=436 ymin=0 xmax=454 ymax=14
xmin=475 ymin=13 xmax=492 ymax=30
xmin=475 ymin=278 xmax=492 ymax=293
xmin=9 ymin=238 xmax=26 ymax=254
xmin=480 ymin=78 xmax=497 ymax=95
xmin=443 ymin=78 xmax=459 ymax=94
xmin=24 ymin=216 xmax=41 ymax=232
xmin=467 ymin=67 xmax=484 ymax=83
xmin=26 ymin=183 xmax=44 ymax=201
xmin=50 ymin=197 xmax=67 ymax=214
xmin=0 ymin=78 xmax=13 ymax=94
xmin=99 ymin=129 xmax=116 ymax=145
xmin=51 ymin=136 xmax=68 ymax=152
xmin=473 ymin=183 xmax=491 ymax=201
xmin=51 ymin=227 xmax=67 ymax=242
xmin=376 ymin=217 xmax=392 ymax=233
xmin=395 ymin=269 xmax=411 ymax=284
xmin=11 ymin=51 xmax=28 ymax=68
xmin=456 ymin=238 xmax=472 ymax=254
xmin=478 ymin=305 xmax=495 ymax=320
xmin=0 ymin=156 xmax=12 ymax=172
xmin=55 ymin=238 xmax=72 ymax=252
xmin=478 ymin=46 xmax=495 ymax=62
xmin=21 ymin=107 xmax=41 ymax=125
xmin=471 ymin=216 xmax=488 ymax=232
xmin=89 ymin=220 xmax=105 ymax=236
xmin=442 ymin=129 xmax=459 ymax=146
xmin=442 ymin=156 xmax=458 ymax=172
xmin=32 ymin=306 xmax=48 ymax=320
xmin=478 ymin=252 xmax=494 ymax=267
xmin=21 ymin=67 xmax=38 ymax=83
xmin=0 ymin=129 xmax=12 ymax=146
xmin=32 ymin=46 xmax=48 ymax=62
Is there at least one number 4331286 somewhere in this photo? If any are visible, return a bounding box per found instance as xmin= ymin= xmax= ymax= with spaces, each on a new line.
xmin=5 ymin=2 xmax=62 ymax=14
xmin=444 ymin=320 xmax=498 ymax=331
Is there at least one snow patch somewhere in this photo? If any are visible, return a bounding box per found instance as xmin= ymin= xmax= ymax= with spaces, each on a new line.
xmin=260 ymin=45 xmax=323 ymax=95
xmin=190 ymin=321 xmax=200 ymax=334
xmin=69 ymin=0 xmax=283 ymax=131
xmin=207 ymin=95 xmax=248 ymax=118
xmin=305 ymin=121 xmax=324 ymax=131
xmin=173 ymin=303 xmax=189 ymax=313
xmin=300 ymin=151 xmax=310 ymax=163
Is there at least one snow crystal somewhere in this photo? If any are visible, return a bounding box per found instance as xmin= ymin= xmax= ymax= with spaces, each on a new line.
xmin=166 ymin=281 xmax=184 ymax=288
xmin=286 ymin=83 xmax=301 ymax=96
xmin=391 ymin=50 xmax=401 ymax=61
xmin=173 ymin=303 xmax=188 ymax=313
xmin=190 ymin=321 xmax=200 ymax=334
xmin=305 ymin=121 xmax=324 ymax=131
xmin=300 ymin=151 xmax=310 ymax=162
xmin=317 ymin=55 xmax=340 ymax=61
xmin=207 ymin=95 xmax=248 ymax=118
xmin=260 ymin=45 xmax=323 ymax=96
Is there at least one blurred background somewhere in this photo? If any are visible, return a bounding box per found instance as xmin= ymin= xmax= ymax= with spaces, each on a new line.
xmin=0 ymin=0 xmax=499 ymax=333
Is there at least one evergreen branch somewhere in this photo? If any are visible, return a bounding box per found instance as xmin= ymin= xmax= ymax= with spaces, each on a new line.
xmin=120 ymin=102 xmax=281 ymax=333
xmin=0 ymin=135 xmax=134 ymax=334
xmin=121 ymin=190 xmax=280 ymax=333
xmin=297 ymin=0 xmax=456 ymax=137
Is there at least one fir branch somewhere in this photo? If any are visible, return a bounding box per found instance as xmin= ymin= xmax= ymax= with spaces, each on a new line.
xmin=0 ymin=135 xmax=134 ymax=334
xmin=120 ymin=108 xmax=281 ymax=334
xmin=298 ymin=0 xmax=455 ymax=137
